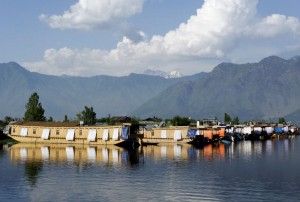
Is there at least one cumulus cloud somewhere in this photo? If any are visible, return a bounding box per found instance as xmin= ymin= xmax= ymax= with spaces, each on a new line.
xmin=250 ymin=14 xmax=300 ymax=38
xmin=40 ymin=0 xmax=144 ymax=30
xmin=25 ymin=0 xmax=300 ymax=76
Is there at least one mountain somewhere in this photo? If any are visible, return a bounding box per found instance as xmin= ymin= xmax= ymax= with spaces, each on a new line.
xmin=0 ymin=62 xmax=203 ymax=120
xmin=285 ymin=109 xmax=300 ymax=125
xmin=168 ymin=70 xmax=184 ymax=78
xmin=132 ymin=56 xmax=300 ymax=123
xmin=143 ymin=69 xmax=183 ymax=78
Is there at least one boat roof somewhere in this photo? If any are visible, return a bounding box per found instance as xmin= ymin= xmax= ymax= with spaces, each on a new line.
xmin=10 ymin=121 xmax=80 ymax=127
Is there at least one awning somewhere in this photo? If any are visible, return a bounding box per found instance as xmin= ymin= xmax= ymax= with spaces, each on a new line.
xmin=66 ymin=129 xmax=75 ymax=141
xmin=87 ymin=129 xmax=97 ymax=142
xmin=161 ymin=130 xmax=167 ymax=138
xmin=112 ymin=128 xmax=119 ymax=140
xmin=174 ymin=130 xmax=182 ymax=140
xmin=41 ymin=129 xmax=50 ymax=140
xmin=265 ymin=127 xmax=273 ymax=134
xmin=187 ymin=129 xmax=197 ymax=138
xmin=102 ymin=129 xmax=109 ymax=141
xmin=120 ymin=127 xmax=129 ymax=140
xmin=283 ymin=126 xmax=289 ymax=133
xmin=20 ymin=128 xmax=28 ymax=137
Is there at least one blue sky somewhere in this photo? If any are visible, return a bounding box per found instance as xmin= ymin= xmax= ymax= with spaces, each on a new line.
xmin=1 ymin=0 xmax=300 ymax=76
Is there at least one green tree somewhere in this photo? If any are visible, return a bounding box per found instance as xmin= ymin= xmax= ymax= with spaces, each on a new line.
xmin=77 ymin=106 xmax=96 ymax=125
xmin=130 ymin=117 xmax=140 ymax=124
xmin=170 ymin=116 xmax=191 ymax=126
xmin=278 ymin=117 xmax=286 ymax=124
xmin=64 ymin=115 xmax=69 ymax=122
xmin=4 ymin=116 xmax=14 ymax=124
xmin=224 ymin=113 xmax=232 ymax=124
xmin=232 ymin=116 xmax=240 ymax=125
xmin=24 ymin=92 xmax=46 ymax=121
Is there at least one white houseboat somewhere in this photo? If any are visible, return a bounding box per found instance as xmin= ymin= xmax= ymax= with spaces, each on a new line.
xmin=4 ymin=121 xmax=131 ymax=145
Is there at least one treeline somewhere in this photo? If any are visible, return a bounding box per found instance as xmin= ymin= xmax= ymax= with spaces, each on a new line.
xmin=0 ymin=92 xmax=288 ymax=126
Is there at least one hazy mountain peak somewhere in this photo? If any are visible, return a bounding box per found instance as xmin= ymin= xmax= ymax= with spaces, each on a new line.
xmin=143 ymin=69 xmax=183 ymax=79
xmin=168 ymin=70 xmax=184 ymax=78
xmin=0 ymin=61 xmax=30 ymax=75
xmin=290 ymin=55 xmax=300 ymax=62
xmin=259 ymin=55 xmax=286 ymax=65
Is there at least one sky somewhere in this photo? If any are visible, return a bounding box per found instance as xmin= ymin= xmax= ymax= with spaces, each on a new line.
xmin=1 ymin=0 xmax=300 ymax=77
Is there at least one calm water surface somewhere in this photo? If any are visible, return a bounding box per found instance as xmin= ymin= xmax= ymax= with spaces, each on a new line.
xmin=0 ymin=137 xmax=300 ymax=202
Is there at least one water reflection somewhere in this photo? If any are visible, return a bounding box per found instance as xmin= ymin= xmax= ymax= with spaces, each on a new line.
xmin=142 ymin=144 xmax=227 ymax=161
xmin=3 ymin=138 xmax=299 ymax=201
xmin=225 ymin=138 xmax=296 ymax=161
xmin=24 ymin=161 xmax=43 ymax=187
xmin=9 ymin=143 xmax=142 ymax=166
xmin=9 ymin=139 xmax=297 ymax=165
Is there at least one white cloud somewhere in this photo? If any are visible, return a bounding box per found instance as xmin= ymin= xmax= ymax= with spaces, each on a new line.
xmin=25 ymin=0 xmax=300 ymax=77
xmin=40 ymin=0 xmax=144 ymax=30
xmin=250 ymin=14 xmax=300 ymax=38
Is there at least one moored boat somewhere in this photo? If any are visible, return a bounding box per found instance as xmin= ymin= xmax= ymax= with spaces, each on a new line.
xmin=4 ymin=121 xmax=134 ymax=145
xmin=141 ymin=126 xmax=191 ymax=145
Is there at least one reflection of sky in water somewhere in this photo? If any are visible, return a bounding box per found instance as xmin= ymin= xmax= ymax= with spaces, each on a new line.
xmin=1 ymin=138 xmax=300 ymax=201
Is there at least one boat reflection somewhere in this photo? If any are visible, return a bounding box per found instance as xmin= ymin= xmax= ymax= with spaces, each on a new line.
xmin=9 ymin=143 xmax=141 ymax=166
xmin=142 ymin=143 xmax=227 ymax=161
xmin=10 ymin=139 xmax=295 ymax=165
xmin=225 ymin=138 xmax=296 ymax=160
xmin=10 ymin=143 xmax=230 ymax=165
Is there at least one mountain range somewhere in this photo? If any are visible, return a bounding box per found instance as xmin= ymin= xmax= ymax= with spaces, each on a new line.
xmin=0 ymin=62 xmax=205 ymax=120
xmin=1 ymin=56 xmax=300 ymax=125
xmin=133 ymin=56 xmax=300 ymax=125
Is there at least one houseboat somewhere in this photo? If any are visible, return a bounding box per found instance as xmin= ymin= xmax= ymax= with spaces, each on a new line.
xmin=4 ymin=121 xmax=132 ymax=145
xmin=188 ymin=125 xmax=226 ymax=146
xmin=222 ymin=123 xmax=299 ymax=141
xmin=141 ymin=126 xmax=190 ymax=145
xmin=140 ymin=124 xmax=225 ymax=145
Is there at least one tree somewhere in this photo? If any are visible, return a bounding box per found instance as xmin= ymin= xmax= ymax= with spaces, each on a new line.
xmin=232 ymin=116 xmax=240 ymax=125
xmin=64 ymin=115 xmax=69 ymax=122
xmin=4 ymin=116 xmax=14 ymax=124
xmin=24 ymin=92 xmax=46 ymax=121
xmin=224 ymin=113 xmax=232 ymax=124
xmin=278 ymin=117 xmax=286 ymax=124
xmin=170 ymin=116 xmax=191 ymax=126
xmin=77 ymin=106 xmax=96 ymax=125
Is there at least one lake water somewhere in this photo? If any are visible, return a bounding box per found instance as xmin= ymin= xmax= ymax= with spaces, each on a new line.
xmin=0 ymin=137 xmax=300 ymax=202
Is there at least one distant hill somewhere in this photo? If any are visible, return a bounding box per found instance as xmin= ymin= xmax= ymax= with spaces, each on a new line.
xmin=0 ymin=62 xmax=206 ymax=120
xmin=132 ymin=56 xmax=300 ymax=124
